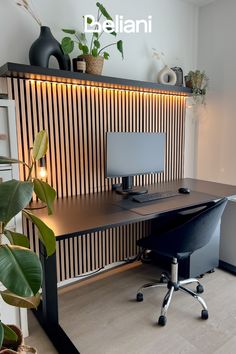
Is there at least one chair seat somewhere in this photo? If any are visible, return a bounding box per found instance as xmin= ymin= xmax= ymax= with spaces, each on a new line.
xmin=137 ymin=235 xmax=192 ymax=260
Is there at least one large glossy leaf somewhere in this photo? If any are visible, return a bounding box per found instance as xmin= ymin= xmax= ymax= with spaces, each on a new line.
xmin=32 ymin=130 xmax=48 ymax=161
xmin=117 ymin=40 xmax=124 ymax=59
xmin=96 ymin=2 xmax=113 ymax=20
xmin=4 ymin=229 xmax=30 ymax=248
xmin=0 ymin=245 xmax=42 ymax=297
xmin=1 ymin=290 xmax=41 ymax=309
xmin=23 ymin=210 xmax=56 ymax=256
xmin=0 ymin=180 xmax=33 ymax=225
xmin=2 ymin=323 xmax=18 ymax=342
xmin=0 ymin=156 xmax=25 ymax=165
xmin=0 ymin=321 xmax=3 ymax=349
xmin=33 ymin=179 xmax=56 ymax=215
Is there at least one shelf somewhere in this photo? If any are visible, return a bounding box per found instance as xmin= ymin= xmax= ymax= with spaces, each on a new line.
xmin=0 ymin=62 xmax=192 ymax=96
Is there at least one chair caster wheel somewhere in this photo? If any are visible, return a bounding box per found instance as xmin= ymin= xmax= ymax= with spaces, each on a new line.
xmin=196 ymin=284 xmax=204 ymax=293
xmin=136 ymin=292 xmax=143 ymax=302
xmin=158 ymin=315 xmax=167 ymax=326
xmin=201 ymin=309 xmax=208 ymax=320
xmin=160 ymin=272 xmax=168 ymax=283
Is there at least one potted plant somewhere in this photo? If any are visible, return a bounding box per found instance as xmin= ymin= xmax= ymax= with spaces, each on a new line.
xmin=0 ymin=130 xmax=56 ymax=353
xmin=61 ymin=2 xmax=124 ymax=75
xmin=185 ymin=70 xmax=209 ymax=105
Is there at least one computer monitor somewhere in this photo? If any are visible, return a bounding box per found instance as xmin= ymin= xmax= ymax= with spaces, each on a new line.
xmin=106 ymin=132 xmax=166 ymax=195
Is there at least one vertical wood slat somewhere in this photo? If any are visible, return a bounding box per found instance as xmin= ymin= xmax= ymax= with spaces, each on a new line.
xmin=8 ymin=77 xmax=186 ymax=281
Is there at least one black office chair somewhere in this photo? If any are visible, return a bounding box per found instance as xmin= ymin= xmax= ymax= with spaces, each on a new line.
xmin=136 ymin=197 xmax=228 ymax=326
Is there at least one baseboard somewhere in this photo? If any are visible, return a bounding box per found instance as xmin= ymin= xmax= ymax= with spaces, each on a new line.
xmin=219 ymin=260 xmax=236 ymax=275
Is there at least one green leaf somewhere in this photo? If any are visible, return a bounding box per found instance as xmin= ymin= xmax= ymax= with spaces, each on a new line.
xmin=79 ymin=42 xmax=84 ymax=50
xmin=92 ymin=48 xmax=98 ymax=57
xmin=4 ymin=229 xmax=30 ymax=248
xmin=0 ymin=322 xmax=3 ymax=349
xmin=0 ymin=156 xmax=25 ymax=165
xmin=2 ymin=323 xmax=18 ymax=342
xmin=93 ymin=32 xmax=99 ymax=39
xmin=62 ymin=29 xmax=76 ymax=34
xmin=96 ymin=2 xmax=113 ymax=20
xmin=1 ymin=290 xmax=41 ymax=309
xmin=106 ymin=27 xmax=117 ymax=36
xmin=103 ymin=52 xmax=110 ymax=60
xmin=23 ymin=210 xmax=56 ymax=257
xmin=0 ymin=180 xmax=33 ymax=225
xmin=33 ymin=179 xmax=56 ymax=215
xmin=61 ymin=37 xmax=74 ymax=55
xmin=32 ymin=130 xmax=48 ymax=161
xmin=0 ymin=244 xmax=42 ymax=297
xmin=94 ymin=40 xmax=100 ymax=48
xmin=85 ymin=16 xmax=93 ymax=24
xmin=117 ymin=40 xmax=124 ymax=59
xmin=81 ymin=45 xmax=89 ymax=55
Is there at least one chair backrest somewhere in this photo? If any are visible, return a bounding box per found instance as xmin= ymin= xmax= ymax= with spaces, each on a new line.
xmin=159 ymin=198 xmax=228 ymax=256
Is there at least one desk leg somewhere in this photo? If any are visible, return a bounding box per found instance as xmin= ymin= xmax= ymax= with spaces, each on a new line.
xmin=32 ymin=242 xmax=80 ymax=354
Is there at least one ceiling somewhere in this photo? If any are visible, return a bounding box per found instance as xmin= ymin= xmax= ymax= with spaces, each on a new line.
xmin=184 ymin=0 xmax=217 ymax=6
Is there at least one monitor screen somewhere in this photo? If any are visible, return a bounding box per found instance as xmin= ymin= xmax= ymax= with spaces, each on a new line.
xmin=106 ymin=132 xmax=165 ymax=178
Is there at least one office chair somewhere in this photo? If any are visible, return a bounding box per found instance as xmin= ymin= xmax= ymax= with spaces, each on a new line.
xmin=136 ymin=198 xmax=228 ymax=326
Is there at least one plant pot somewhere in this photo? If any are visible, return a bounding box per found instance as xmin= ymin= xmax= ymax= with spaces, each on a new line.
xmin=0 ymin=325 xmax=37 ymax=354
xmin=79 ymin=55 xmax=104 ymax=75
xmin=184 ymin=76 xmax=192 ymax=89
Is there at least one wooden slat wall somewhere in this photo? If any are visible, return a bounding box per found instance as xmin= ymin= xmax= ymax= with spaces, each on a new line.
xmin=8 ymin=78 xmax=186 ymax=282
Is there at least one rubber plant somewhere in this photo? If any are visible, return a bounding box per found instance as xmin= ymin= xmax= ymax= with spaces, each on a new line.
xmin=0 ymin=130 xmax=56 ymax=351
xmin=61 ymin=2 xmax=124 ymax=61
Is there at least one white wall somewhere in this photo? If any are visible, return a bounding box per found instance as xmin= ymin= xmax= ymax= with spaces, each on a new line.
xmin=196 ymin=0 xmax=236 ymax=184
xmin=0 ymin=0 xmax=198 ymax=81
xmin=0 ymin=0 xmax=198 ymax=178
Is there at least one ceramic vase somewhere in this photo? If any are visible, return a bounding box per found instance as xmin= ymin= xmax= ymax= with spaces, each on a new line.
xmin=157 ymin=65 xmax=177 ymax=85
xmin=29 ymin=26 xmax=71 ymax=70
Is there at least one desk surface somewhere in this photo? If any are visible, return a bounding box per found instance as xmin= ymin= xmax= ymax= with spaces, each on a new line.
xmin=33 ymin=178 xmax=236 ymax=239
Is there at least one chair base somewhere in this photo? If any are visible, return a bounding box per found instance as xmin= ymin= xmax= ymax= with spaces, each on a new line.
xmin=136 ymin=257 xmax=208 ymax=326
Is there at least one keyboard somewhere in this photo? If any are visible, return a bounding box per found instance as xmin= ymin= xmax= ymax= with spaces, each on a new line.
xmin=132 ymin=191 xmax=179 ymax=203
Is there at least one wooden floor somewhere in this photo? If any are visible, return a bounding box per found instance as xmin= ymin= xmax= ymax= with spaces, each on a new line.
xmin=25 ymin=263 xmax=236 ymax=354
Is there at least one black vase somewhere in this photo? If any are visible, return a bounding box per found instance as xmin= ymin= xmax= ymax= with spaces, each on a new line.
xmin=29 ymin=26 xmax=71 ymax=70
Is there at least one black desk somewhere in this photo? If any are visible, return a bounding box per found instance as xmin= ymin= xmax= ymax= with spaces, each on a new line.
xmin=32 ymin=178 xmax=236 ymax=354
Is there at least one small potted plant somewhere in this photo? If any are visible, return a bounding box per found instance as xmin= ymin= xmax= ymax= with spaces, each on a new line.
xmin=185 ymin=70 xmax=209 ymax=105
xmin=0 ymin=131 xmax=56 ymax=353
xmin=61 ymin=2 xmax=124 ymax=75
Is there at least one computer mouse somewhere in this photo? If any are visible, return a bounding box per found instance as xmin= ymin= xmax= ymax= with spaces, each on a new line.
xmin=178 ymin=187 xmax=190 ymax=194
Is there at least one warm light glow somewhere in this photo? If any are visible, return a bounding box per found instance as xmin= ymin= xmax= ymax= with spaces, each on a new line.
xmin=39 ymin=166 xmax=47 ymax=179
xmin=28 ymin=79 xmax=188 ymax=99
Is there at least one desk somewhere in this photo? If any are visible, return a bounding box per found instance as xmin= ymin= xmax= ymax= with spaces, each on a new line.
xmin=32 ymin=178 xmax=236 ymax=354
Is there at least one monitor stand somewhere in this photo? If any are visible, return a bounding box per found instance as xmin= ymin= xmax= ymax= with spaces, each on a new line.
xmin=115 ymin=176 xmax=148 ymax=195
